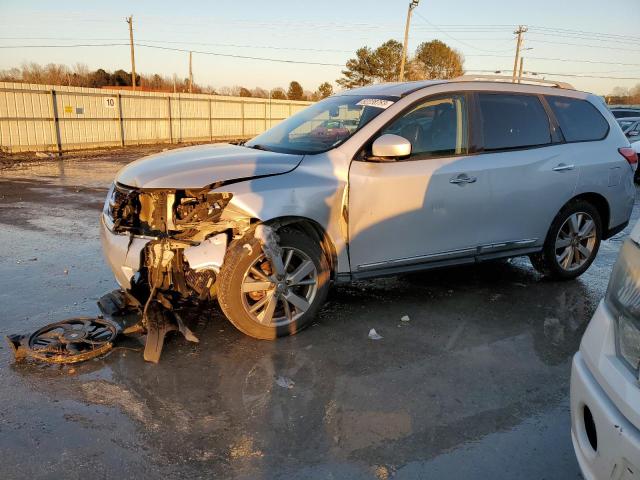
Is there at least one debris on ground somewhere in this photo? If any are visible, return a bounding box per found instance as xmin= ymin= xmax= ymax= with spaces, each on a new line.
xmin=400 ymin=315 xmax=410 ymax=322
xmin=6 ymin=317 xmax=120 ymax=364
xmin=368 ymin=328 xmax=383 ymax=340
xmin=275 ymin=376 xmax=295 ymax=389
xmin=6 ymin=288 xmax=198 ymax=365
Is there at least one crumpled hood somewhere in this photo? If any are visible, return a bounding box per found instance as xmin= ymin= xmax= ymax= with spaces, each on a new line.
xmin=116 ymin=143 xmax=303 ymax=189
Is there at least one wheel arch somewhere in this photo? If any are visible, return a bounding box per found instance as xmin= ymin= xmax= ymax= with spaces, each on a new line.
xmin=260 ymin=216 xmax=338 ymax=280
xmin=568 ymin=192 xmax=611 ymax=237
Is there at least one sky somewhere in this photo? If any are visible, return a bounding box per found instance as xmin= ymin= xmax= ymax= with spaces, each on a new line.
xmin=0 ymin=0 xmax=638 ymax=95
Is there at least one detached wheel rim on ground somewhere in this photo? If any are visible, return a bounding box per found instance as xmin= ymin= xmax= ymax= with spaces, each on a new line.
xmin=555 ymin=211 xmax=597 ymax=271
xmin=241 ymin=246 xmax=318 ymax=327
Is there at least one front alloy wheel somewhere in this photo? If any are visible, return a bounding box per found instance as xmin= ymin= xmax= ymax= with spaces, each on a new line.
xmin=241 ymin=247 xmax=318 ymax=327
xmin=217 ymin=227 xmax=330 ymax=339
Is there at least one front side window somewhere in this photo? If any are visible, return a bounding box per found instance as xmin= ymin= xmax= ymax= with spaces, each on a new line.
xmin=379 ymin=94 xmax=468 ymax=159
xmin=245 ymin=95 xmax=393 ymax=154
xmin=478 ymin=93 xmax=552 ymax=151
xmin=547 ymin=96 xmax=609 ymax=142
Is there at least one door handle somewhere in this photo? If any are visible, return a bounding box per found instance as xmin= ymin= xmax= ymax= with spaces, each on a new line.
xmin=450 ymin=174 xmax=477 ymax=185
xmin=552 ymin=163 xmax=575 ymax=172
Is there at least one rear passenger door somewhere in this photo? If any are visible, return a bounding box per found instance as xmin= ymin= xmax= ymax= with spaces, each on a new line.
xmin=474 ymin=93 xmax=578 ymax=252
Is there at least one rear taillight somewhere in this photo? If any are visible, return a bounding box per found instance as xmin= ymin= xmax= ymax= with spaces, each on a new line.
xmin=619 ymin=147 xmax=638 ymax=166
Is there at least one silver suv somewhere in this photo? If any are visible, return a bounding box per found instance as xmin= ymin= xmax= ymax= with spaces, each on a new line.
xmin=102 ymin=78 xmax=637 ymax=340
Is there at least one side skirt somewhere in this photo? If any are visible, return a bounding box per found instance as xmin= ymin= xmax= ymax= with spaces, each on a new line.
xmin=347 ymin=246 xmax=541 ymax=281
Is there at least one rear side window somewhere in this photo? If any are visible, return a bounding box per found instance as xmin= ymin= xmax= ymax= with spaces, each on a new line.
xmin=548 ymin=96 xmax=609 ymax=142
xmin=478 ymin=94 xmax=552 ymax=150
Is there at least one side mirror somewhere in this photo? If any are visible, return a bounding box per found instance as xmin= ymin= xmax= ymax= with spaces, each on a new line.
xmin=370 ymin=134 xmax=412 ymax=160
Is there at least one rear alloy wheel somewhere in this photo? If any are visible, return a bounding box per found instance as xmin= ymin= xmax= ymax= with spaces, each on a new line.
xmin=554 ymin=212 xmax=597 ymax=271
xmin=529 ymin=200 xmax=602 ymax=280
xmin=217 ymin=227 xmax=330 ymax=339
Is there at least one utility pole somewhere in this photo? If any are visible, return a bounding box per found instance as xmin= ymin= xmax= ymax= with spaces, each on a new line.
xmin=512 ymin=25 xmax=527 ymax=83
xmin=188 ymin=51 xmax=193 ymax=93
xmin=399 ymin=0 xmax=420 ymax=82
xmin=126 ymin=16 xmax=137 ymax=90
xmin=518 ymin=57 xmax=524 ymax=83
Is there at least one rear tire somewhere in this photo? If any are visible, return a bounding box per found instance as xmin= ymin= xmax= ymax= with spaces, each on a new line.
xmin=529 ymin=200 xmax=602 ymax=280
xmin=217 ymin=227 xmax=330 ymax=340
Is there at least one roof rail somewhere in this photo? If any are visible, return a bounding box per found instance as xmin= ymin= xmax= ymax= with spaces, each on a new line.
xmin=452 ymin=74 xmax=574 ymax=90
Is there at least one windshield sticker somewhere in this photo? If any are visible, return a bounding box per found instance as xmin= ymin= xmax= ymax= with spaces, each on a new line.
xmin=356 ymin=98 xmax=394 ymax=109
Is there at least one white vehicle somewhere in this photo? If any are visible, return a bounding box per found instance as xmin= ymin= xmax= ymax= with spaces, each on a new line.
xmin=101 ymin=77 xmax=636 ymax=353
xmin=571 ymin=220 xmax=640 ymax=479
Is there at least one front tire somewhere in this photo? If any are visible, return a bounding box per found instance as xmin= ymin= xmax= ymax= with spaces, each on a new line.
xmin=217 ymin=227 xmax=330 ymax=340
xmin=529 ymin=200 xmax=602 ymax=280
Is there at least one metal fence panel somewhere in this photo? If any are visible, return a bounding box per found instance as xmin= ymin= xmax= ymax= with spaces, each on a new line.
xmin=0 ymin=82 xmax=312 ymax=153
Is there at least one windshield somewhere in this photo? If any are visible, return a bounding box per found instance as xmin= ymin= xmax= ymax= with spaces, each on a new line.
xmin=245 ymin=95 xmax=395 ymax=154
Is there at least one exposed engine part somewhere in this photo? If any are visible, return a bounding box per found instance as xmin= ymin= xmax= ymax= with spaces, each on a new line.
xmin=106 ymin=183 xmax=235 ymax=240
xmin=185 ymin=268 xmax=217 ymax=300
xmin=100 ymin=182 xmax=254 ymax=362
xmin=6 ymin=317 xmax=120 ymax=364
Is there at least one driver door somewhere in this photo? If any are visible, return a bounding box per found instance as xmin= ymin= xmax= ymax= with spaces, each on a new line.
xmin=348 ymin=93 xmax=490 ymax=273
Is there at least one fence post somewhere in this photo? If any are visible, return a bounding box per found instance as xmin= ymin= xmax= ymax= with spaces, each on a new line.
xmin=50 ymin=89 xmax=62 ymax=155
xmin=241 ymin=100 xmax=245 ymax=138
xmin=178 ymin=94 xmax=182 ymax=143
xmin=209 ymin=98 xmax=213 ymax=141
xmin=116 ymin=93 xmax=125 ymax=147
xmin=288 ymin=103 xmax=293 ymax=118
xmin=167 ymin=95 xmax=173 ymax=144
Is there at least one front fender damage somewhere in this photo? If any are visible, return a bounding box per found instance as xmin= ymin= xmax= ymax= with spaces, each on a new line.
xmin=7 ymin=185 xmax=257 ymax=365
xmin=114 ymin=187 xmax=253 ymax=362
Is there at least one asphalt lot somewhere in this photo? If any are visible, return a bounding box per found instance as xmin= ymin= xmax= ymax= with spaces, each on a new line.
xmin=0 ymin=146 xmax=638 ymax=480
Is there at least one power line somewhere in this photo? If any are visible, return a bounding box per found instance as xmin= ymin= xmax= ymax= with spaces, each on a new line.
xmin=135 ymin=43 xmax=344 ymax=66
xmin=0 ymin=41 xmax=342 ymax=65
xmin=526 ymin=31 xmax=640 ymax=44
xmin=463 ymin=53 xmax=640 ymax=67
xmin=526 ymin=39 xmax=640 ymax=52
xmin=413 ymin=11 xmax=514 ymax=53
xmin=2 ymin=41 xmax=638 ymax=69
xmin=527 ymin=25 xmax=640 ymax=41
xmin=0 ymin=43 xmax=129 ymax=48
xmin=0 ymin=36 xmax=354 ymax=53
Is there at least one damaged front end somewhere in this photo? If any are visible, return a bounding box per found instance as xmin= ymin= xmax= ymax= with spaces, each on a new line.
xmin=102 ymin=182 xmax=252 ymax=362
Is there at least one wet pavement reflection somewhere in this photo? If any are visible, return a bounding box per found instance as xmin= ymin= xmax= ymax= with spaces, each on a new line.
xmin=1 ymin=148 xmax=638 ymax=479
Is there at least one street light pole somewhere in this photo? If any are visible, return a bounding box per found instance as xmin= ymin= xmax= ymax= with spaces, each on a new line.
xmin=399 ymin=0 xmax=419 ymax=82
